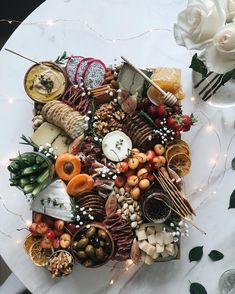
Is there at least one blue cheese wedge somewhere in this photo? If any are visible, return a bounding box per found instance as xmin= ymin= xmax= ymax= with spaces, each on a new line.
xmin=31 ymin=179 xmax=73 ymax=222
xmin=32 ymin=122 xmax=71 ymax=155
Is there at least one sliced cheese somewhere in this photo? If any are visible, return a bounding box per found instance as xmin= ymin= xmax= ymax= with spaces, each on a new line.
xmin=144 ymin=255 xmax=154 ymax=265
xmin=161 ymin=251 xmax=170 ymax=258
xmin=163 ymin=232 xmax=173 ymax=245
xmin=147 ymin=234 xmax=156 ymax=245
xmin=136 ymin=229 xmax=147 ymax=241
xmin=156 ymin=244 xmax=164 ymax=253
xmin=152 ymin=251 xmax=160 ymax=260
xmin=146 ymin=226 xmax=155 ymax=235
xmin=155 ymin=232 xmax=164 ymax=246
xmin=166 ymin=244 xmax=175 ymax=256
xmin=32 ymin=122 xmax=71 ymax=155
xmin=155 ymin=224 xmax=164 ymax=232
xmin=146 ymin=244 xmax=156 ymax=257
xmin=141 ymin=251 xmax=147 ymax=262
xmin=139 ymin=240 xmax=148 ymax=252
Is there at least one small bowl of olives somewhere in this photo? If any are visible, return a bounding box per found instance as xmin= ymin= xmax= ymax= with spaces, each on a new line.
xmin=71 ymin=222 xmax=115 ymax=268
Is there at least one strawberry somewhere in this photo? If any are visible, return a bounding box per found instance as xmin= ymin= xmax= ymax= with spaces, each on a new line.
xmin=172 ymin=105 xmax=182 ymax=114
xmin=181 ymin=114 xmax=197 ymax=132
xmin=166 ymin=115 xmax=183 ymax=131
xmin=156 ymin=104 xmax=167 ymax=118
xmin=137 ymin=98 xmax=151 ymax=110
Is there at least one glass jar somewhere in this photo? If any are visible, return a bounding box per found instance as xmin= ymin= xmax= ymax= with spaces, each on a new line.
xmin=219 ymin=269 xmax=235 ymax=294
xmin=142 ymin=189 xmax=172 ymax=223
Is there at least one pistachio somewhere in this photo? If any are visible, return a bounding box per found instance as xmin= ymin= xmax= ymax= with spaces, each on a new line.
xmin=126 ymin=198 xmax=133 ymax=204
xmin=130 ymin=214 xmax=137 ymax=221
xmin=114 ymin=186 xmax=119 ymax=193
xmin=119 ymin=187 xmax=125 ymax=195
xmin=129 ymin=205 xmax=134 ymax=213
xmin=133 ymin=201 xmax=138 ymax=208
xmin=124 ymin=209 xmax=129 ymax=216
xmin=118 ymin=196 xmax=125 ymax=203
xmin=131 ymin=221 xmax=138 ymax=228
xmin=117 ymin=209 xmax=122 ymax=214
xmin=136 ymin=215 xmax=141 ymax=221
xmin=123 ymin=203 xmax=128 ymax=210
xmin=115 ymin=193 xmax=120 ymax=199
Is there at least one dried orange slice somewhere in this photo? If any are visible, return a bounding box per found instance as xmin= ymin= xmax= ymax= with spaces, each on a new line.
xmin=166 ymin=144 xmax=190 ymax=161
xmin=166 ymin=139 xmax=190 ymax=150
xmin=29 ymin=241 xmax=53 ymax=267
xmin=167 ymin=152 xmax=191 ymax=177
xmin=23 ymin=234 xmax=38 ymax=254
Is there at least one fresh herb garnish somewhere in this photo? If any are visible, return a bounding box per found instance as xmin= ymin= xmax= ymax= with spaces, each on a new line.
xmin=55 ymin=51 xmax=68 ymax=64
xmin=38 ymin=74 xmax=54 ymax=93
xmin=115 ymin=139 xmax=124 ymax=151
xmin=41 ymin=198 xmax=65 ymax=209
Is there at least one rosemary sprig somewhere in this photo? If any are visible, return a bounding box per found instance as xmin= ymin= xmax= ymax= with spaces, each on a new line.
xmin=38 ymin=75 xmax=54 ymax=93
xmin=55 ymin=51 xmax=68 ymax=64
xmin=20 ymin=134 xmax=39 ymax=150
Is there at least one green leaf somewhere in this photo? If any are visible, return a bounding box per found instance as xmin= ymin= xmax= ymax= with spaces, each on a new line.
xmin=189 ymin=54 xmax=208 ymax=77
xmin=221 ymin=69 xmax=235 ymax=86
xmin=231 ymin=158 xmax=235 ymax=170
xmin=229 ymin=189 xmax=235 ymax=209
xmin=189 ymin=246 xmax=203 ymax=262
xmin=190 ymin=282 xmax=207 ymax=294
xmin=208 ymin=250 xmax=224 ymax=261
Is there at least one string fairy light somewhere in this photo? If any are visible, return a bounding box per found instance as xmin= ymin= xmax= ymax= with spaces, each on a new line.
xmin=0 ymin=18 xmax=171 ymax=43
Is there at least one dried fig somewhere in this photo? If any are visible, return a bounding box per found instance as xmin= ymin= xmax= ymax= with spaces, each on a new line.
xmin=105 ymin=194 xmax=117 ymax=216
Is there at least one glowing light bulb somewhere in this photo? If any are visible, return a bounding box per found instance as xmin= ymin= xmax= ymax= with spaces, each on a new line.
xmin=46 ymin=19 xmax=55 ymax=26
xmin=25 ymin=219 xmax=32 ymax=226
xmin=213 ymin=191 xmax=217 ymax=194
xmin=209 ymin=158 xmax=217 ymax=165
xmin=112 ymin=39 xmax=116 ymax=43
xmin=8 ymin=20 xmax=13 ymax=24
xmin=206 ymin=124 xmax=213 ymax=132
xmin=109 ymin=279 xmax=114 ymax=285
xmin=224 ymin=154 xmax=227 ymax=157
xmin=149 ymin=28 xmax=153 ymax=33
xmin=198 ymin=188 xmax=203 ymax=192
xmin=8 ymin=97 xmax=14 ymax=104
xmin=16 ymin=239 xmax=20 ymax=244
xmin=191 ymin=96 xmax=195 ymax=101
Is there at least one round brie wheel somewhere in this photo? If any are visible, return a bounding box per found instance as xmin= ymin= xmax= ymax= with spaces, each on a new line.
xmin=102 ymin=131 xmax=132 ymax=162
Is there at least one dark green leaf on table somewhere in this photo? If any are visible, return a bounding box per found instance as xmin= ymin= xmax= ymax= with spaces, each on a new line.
xmin=190 ymin=282 xmax=207 ymax=294
xmin=221 ymin=69 xmax=235 ymax=86
xmin=189 ymin=54 xmax=207 ymax=77
xmin=208 ymin=250 xmax=224 ymax=261
xmin=231 ymin=158 xmax=235 ymax=170
xmin=228 ymin=189 xmax=235 ymax=209
xmin=189 ymin=246 xmax=203 ymax=262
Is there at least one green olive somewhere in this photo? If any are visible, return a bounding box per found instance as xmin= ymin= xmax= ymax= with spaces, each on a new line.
xmin=85 ymin=244 xmax=95 ymax=256
xmin=99 ymin=240 xmax=105 ymax=247
xmin=76 ymin=237 xmax=89 ymax=249
xmin=96 ymin=247 xmax=105 ymax=260
xmin=72 ymin=241 xmax=79 ymax=250
xmin=86 ymin=227 xmax=96 ymax=239
xmin=98 ymin=229 xmax=108 ymax=240
xmin=83 ymin=259 xmax=94 ymax=267
xmin=77 ymin=250 xmax=87 ymax=259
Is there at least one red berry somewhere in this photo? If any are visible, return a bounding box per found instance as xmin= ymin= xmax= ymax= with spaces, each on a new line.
xmin=147 ymin=105 xmax=158 ymax=117
xmin=172 ymin=105 xmax=182 ymax=114
xmin=166 ymin=115 xmax=183 ymax=131
xmin=46 ymin=229 xmax=56 ymax=240
xmin=156 ymin=104 xmax=167 ymax=118
xmin=154 ymin=118 xmax=162 ymax=127
xmin=143 ymin=98 xmax=151 ymax=109
xmin=181 ymin=115 xmax=191 ymax=126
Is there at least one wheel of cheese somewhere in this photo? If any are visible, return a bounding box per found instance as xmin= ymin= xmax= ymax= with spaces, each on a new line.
xmin=75 ymin=57 xmax=94 ymax=86
xmin=83 ymin=59 xmax=106 ymax=89
xmin=65 ymin=56 xmax=84 ymax=84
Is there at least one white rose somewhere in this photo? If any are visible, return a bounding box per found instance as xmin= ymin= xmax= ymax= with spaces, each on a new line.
xmin=221 ymin=0 xmax=235 ymax=21
xmin=174 ymin=0 xmax=226 ymax=50
xmin=205 ymin=23 xmax=235 ymax=73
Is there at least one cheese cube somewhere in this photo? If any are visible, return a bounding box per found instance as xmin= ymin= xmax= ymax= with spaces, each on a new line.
xmin=155 ymin=224 xmax=164 ymax=232
xmin=145 ymin=255 xmax=154 ymax=265
xmin=146 ymin=244 xmax=156 ymax=257
xmin=152 ymin=251 xmax=160 ymax=260
xmin=136 ymin=230 xmax=147 ymax=241
xmin=138 ymin=224 xmax=147 ymax=231
xmin=156 ymin=244 xmax=164 ymax=253
xmin=146 ymin=227 xmax=155 ymax=235
xmin=166 ymin=244 xmax=175 ymax=256
xmin=161 ymin=251 xmax=169 ymax=258
xmin=147 ymin=234 xmax=156 ymax=245
xmin=163 ymin=232 xmax=173 ymax=245
xmin=155 ymin=232 xmax=164 ymax=245
xmin=139 ymin=240 xmax=148 ymax=252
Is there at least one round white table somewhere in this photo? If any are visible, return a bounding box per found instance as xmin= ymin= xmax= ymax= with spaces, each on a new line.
xmin=0 ymin=0 xmax=235 ymax=293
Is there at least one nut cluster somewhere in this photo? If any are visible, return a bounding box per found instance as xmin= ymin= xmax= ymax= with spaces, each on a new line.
xmin=94 ymin=101 xmax=126 ymax=136
xmin=113 ymin=186 xmax=143 ymax=229
xmin=47 ymin=251 xmax=73 ymax=278
xmin=32 ymin=115 xmax=44 ymax=130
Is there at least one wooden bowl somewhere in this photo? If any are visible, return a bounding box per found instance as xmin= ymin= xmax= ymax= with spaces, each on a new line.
xmin=71 ymin=222 xmax=115 ymax=268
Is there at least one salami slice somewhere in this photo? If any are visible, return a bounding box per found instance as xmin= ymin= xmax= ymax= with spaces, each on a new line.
xmin=83 ymin=59 xmax=106 ymax=89
xmin=65 ymin=56 xmax=84 ymax=84
xmin=75 ymin=57 xmax=94 ymax=86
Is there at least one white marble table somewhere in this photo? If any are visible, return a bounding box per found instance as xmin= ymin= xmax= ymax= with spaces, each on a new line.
xmin=0 ymin=0 xmax=235 ymax=293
